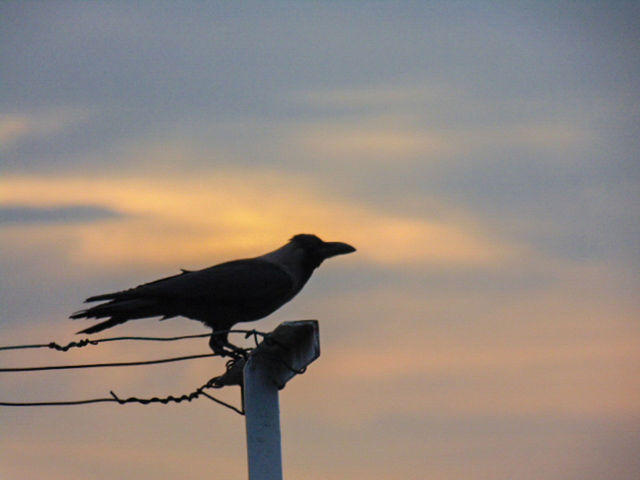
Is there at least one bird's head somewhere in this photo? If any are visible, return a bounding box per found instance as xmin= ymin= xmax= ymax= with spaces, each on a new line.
xmin=290 ymin=233 xmax=356 ymax=269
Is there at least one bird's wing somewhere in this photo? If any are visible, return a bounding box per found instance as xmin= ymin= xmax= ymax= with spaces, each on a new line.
xmin=85 ymin=259 xmax=294 ymax=305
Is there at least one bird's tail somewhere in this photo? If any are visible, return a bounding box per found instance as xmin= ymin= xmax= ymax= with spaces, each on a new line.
xmin=70 ymin=298 xmax=161 ymax=334
xmin=75 ymin=317 xmax=129 ymax=334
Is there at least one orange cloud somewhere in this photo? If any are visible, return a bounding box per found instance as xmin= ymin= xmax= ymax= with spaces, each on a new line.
xmin=1 ymin=172 xmax=519 ymax=270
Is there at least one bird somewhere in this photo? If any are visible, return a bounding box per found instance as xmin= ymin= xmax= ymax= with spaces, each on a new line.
xmin=70 ymin=234 xmax=355 ymax=355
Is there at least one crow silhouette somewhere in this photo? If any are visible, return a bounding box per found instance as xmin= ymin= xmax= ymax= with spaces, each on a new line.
xmin=71 ymin=234 xmax=355 ymax=355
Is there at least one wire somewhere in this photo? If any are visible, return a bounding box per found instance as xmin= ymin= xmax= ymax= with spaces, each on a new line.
xmin=0 ymin=332 xmax=254 ymax=412
xmin=0 ymin=327 xmax=307 ymax=415
xmin=0 ymin=377 xmax=244 ymax=415
xmin=0 ymin=398 xmax=115 ymax=406
xmin=0 ymin=329 xmax=267 ymax=352
xmin=0 ymin=352 xmax=219 ymax=372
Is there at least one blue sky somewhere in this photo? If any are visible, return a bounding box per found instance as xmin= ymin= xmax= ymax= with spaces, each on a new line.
xmin=1 ymin=2 xmax=639 ymax=479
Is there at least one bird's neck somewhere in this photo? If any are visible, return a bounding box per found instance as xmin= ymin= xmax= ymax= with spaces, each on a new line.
xmin=261 ymin=243 xmax=315 ymax=290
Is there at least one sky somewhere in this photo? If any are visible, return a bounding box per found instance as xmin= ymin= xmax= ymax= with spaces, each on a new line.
xmin=1 ymin=1 xmax=639 ymax=479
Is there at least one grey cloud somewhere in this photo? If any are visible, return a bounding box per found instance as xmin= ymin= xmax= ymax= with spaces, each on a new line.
xmin=3 ymin=2 xmax=636 ymax=133
xmin=0 ymin=205 xmax=124 ymax=225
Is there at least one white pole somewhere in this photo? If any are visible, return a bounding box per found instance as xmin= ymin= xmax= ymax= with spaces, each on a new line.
xmin=244 ymin=354 xmax=283 ymax=480
xmin=241 ymin=320 xmax=320 ymax=480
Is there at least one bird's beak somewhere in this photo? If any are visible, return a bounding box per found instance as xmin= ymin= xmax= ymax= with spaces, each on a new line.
xmin=320 ymin=241 xmax=356 ymax=259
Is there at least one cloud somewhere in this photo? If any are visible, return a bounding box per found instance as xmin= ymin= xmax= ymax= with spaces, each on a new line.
xmin=292 ymin=83 xmax=453 ymax=111
xmin=296 ymin=117 xmax=452 ymax=160
xmin=0 ymin=108 xmax=89 ymax=147
xmin=285 ymin=81 xmax=592 ymax=167
xmin=0 ymin=205 xmax=123 ymax=225
xmin=0 ymin=115 xmax=30 ymax=144
xmin=292 ymin=115 xmax=587 ymax=164
xmin=0 ymin=171 xmax=520 ymax=270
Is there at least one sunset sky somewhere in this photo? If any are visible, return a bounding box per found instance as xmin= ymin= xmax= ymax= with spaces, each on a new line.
xmin=1 ymin=2 xmax=639 ymax=479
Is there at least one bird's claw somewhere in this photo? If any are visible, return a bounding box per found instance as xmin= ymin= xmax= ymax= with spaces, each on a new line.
xmin=209 ymin=336 xmax=249 ymax=360
xmin=218 ymin=346 xmax=248 ymax=360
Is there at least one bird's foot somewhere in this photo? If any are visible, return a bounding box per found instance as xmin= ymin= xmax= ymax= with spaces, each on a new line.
xmin=209 ymin=335 xmax=248 ymax=360
xmin=219 ymin=344 xmax=249 ymax=360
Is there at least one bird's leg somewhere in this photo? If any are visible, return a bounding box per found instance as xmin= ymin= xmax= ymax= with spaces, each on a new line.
xmin=209 ymin=331 xmax=247 ymax=359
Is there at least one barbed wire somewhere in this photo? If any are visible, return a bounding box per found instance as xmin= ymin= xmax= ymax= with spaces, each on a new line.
xmin=0 ymin=327 xmax=305 ymax=414
xmin=0 ymin=329 xmax=270 ymax=372
xmin=0 ymin=329 xmax=267 ymax=352
xmin=0 ymin=368 xmax=245 ymax=415
xmin=0 ymin=330 xmax=257 ymax=413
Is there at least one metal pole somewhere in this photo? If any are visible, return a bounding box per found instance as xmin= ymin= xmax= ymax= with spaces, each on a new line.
xmin=244 ymin=354 xmax=283 ymax=480
xmin=241 ymin=320 xmax=320 ymax=480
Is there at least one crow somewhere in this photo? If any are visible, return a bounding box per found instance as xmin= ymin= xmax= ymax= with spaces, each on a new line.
xmin=70 ymin=234 xmax=355 ymax=355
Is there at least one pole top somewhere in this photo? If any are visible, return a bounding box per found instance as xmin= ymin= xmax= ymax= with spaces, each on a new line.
xmin=214 ymin=320 xmax=320 ymax=389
